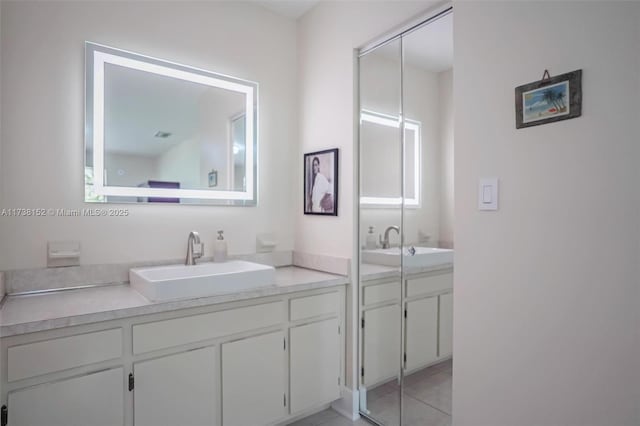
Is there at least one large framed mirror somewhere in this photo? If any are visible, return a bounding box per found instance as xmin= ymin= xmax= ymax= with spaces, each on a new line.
xmin=85 ymin=42 xmax=258 ymax=205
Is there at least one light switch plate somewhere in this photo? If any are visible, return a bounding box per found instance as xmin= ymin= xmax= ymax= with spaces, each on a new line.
xmin=478 ymin=178 xmax=498 ymax=210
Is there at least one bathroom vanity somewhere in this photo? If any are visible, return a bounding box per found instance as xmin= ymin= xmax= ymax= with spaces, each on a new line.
xmin=359 ymin=264 xmax=453 ymax=388
xmin=0 ymin=267 xmax=347 ymax=426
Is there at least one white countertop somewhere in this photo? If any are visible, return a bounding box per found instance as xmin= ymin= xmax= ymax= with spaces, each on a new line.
xmin=0 ymin=266 xmax=348 ymax=337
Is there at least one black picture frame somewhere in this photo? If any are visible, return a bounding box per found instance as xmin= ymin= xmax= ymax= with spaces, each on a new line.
xmin=208 ymin=170 xmax=218 ymax=187
xmin=304 ymin=148 xmax=339 ymax=216
xmin=515 ymin=69 xmax=582 ymax=129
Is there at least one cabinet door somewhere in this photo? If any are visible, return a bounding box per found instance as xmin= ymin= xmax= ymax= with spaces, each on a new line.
xmin=362 ymin=304 xmax=401 ymax=387
xmin=439 ymin=292 xmax=454 ymax=358
xmin=8 ymin=367 xmax=124 ymax=426
xmin=222 ymin=330 xmax=286 ymax=426
xmin=290 ymin=318 xmax=340 ymax=414
xmin=134 ymin=346 xmax=217 ymax=426
xmin=405 ymin=297 xmax=438 ymax=371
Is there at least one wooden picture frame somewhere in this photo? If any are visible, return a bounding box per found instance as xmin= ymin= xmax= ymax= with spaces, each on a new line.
xmin=515 ymin=69 xmax=582 ymax=129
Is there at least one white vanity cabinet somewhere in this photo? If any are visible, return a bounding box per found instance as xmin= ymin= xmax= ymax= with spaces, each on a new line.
xmin=288 ymin=292 xmax=342 ymax=414
xmin=403 ymin=269 xmax=454 ymax=372
xmin=222 ymin=331 xmax=287 ymax=426
xmin=290 ymin=318 xmax=341 ymax=414
xmin=439 ymin=291 xmax=454 ymax=358
xmin=7 ymin=367 xmax=124 ymax=426
xmin=362 ymin=304 xmax=402 ymax=387
xmin=134 ymin=347 xmax=218 ymax=426
xmin=0 ymin=285 xmax=346 ymax=426
xmin=359 ymin=277 xmax=402 ymax=388
xmin=360 ymin=267 xmax=453 ymax=387
xmin=405 ymin=296 xmax=439 ymax=371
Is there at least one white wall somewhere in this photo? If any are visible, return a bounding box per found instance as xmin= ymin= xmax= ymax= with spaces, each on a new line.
xmin=296 ymin=0 xmax=439 ymax=394
xmin=295 ymin=1 xmax=436 ymax=259
xmin=155 ymin=138 xmax=200 ymax=189
xmin=453 ymin=2 xmax=640 ymax=425
xmin=438 ymin=68 xmax=453 ymax=248
xmin=0 ymin=1 xmax=298 ymax=270
xmin=105 ymin=153 xmax=156 ymax=188
xmin=195 ymin=90 xmax=245 ymax=190
xmin=404 ymin=64 xmax=443 ymax=247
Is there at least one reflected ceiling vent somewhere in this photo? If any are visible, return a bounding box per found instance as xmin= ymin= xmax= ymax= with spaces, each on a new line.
xmin=154 ymin=131 xmax=172 ymax=138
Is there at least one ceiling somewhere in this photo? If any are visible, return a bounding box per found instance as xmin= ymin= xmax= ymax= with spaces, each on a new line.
xmin=254 ymin=0 xmax=320 ymax=20
xmin=103 ymin=64 xmax=244 ymax=157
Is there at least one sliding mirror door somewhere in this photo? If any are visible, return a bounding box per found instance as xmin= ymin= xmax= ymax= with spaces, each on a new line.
xmin=400 ymin=11 xmax=454 ymax=426
xmin=358 ymin=7 xmax=454 ymax=426
xmin=358 ymin=38 xmax=404 ymax=425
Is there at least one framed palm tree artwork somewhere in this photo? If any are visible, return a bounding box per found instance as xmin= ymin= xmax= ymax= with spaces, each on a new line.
xmin=515 ymin=69 xmax=582 ymax=128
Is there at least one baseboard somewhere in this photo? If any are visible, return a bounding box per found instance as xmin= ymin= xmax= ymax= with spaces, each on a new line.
xmin=331 ymin=387 xmax=360 ymax=421
xmin=274 ymin=403 xmax=331 ymax=425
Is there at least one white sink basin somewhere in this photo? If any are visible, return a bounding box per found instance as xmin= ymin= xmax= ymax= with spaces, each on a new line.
xmin=362 ymin=247 xmax=454 ymax=268
xmin=130 ymin=260 xmax=276 ymax=302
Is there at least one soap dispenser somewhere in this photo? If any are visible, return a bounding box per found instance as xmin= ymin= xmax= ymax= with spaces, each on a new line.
xmin=365 ymin=226 xmax=377 ymax=249
xmin=214 ymin=230 xmax=228 ymax=262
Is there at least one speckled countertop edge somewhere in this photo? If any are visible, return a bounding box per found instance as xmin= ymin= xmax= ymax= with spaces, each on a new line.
xmin=360 ymin=263 xmax=454 ymax=282
xmin=0 ymin=266 xmax=349 ymax=337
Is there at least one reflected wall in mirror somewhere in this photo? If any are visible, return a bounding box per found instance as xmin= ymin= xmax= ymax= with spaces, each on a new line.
xmin=359 ymin=16 xmax=454 ymax=251
xmin=85 ymin=42 xmax=257 ymax=205
xmin=401 ymin=14 xmax=454 ymax=251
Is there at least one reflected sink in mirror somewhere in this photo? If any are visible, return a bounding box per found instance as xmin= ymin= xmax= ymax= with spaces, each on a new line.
xmin=130 ymin=260 xmax=275 ymax=302
xmin=362 ymin=247 xmax=453 ymax=268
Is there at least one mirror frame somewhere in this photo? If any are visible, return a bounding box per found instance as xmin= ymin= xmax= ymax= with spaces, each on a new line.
xmin=84 ymin=42 xmax=258 ymax=205
xmin=359 ymin=109 xmax=421 ymax=208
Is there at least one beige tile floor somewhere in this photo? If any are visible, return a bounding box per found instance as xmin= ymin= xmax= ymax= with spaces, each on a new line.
xmin=289 ymin=359 xmax=452 ymax=426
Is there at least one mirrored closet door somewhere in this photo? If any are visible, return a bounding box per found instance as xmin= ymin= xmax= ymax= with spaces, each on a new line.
xmin=358 ymin=36 xmax=404 ymax=425
xmin=358 ymin=7 xmax=454 ymax=426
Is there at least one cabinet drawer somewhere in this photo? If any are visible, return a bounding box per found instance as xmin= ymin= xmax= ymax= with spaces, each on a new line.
xmin=406 ymin=272 xmax=452 ymax=298
xmin=290 ymin=292 xmax=339 ymax=321
xmin=363 ymin=281 xmax=400 ymax=306
xmin=8 ymin=328 xmax=122 ymax=382
xmin=133 ymin=301 xmax=284 ymax=354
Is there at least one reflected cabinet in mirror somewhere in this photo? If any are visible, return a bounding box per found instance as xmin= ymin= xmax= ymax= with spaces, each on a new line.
xmin=85 ymin=42 xmax=258 ymax=205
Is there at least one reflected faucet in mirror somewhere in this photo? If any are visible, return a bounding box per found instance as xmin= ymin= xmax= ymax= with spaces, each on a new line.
xmin=380 ymin=225 xmax=400 ymax=249
xmin=185 ymin=231 xmax=204 ymax=265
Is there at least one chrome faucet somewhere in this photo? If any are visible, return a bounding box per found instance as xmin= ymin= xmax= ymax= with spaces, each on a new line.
xmin=380 ymin=226 xmax=400 ymax=249
xmin=185 ymin=231 xmax=204 ymax=265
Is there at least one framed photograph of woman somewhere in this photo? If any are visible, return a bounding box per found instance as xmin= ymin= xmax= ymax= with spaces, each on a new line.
xmin=304 ymin=148 xmax=338 ymax=216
